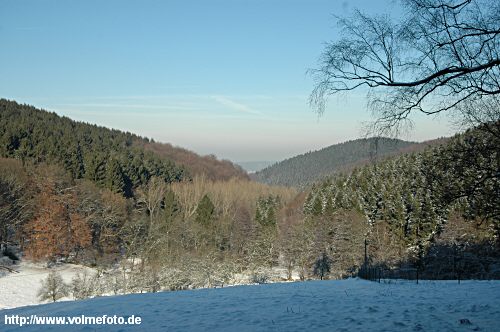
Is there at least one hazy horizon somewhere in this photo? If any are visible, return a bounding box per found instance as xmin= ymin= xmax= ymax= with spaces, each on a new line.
xmin=0 ymin=0 xmax=457 ymax=162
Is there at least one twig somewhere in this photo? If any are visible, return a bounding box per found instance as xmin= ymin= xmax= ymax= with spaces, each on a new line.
xmin=0 ymin=265 xmax=20 ymax=273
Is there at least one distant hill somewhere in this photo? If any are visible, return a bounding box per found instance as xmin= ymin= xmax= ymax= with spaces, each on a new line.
xmin=251 ymin=137 xmax=448 ymax=187
xmin=236 ymin=161 xmax=275 ymax=174
xmin=135 ymin=141 xmax=248 ymax=181
xmin=0 ymin=99 xmax=248 ymax=195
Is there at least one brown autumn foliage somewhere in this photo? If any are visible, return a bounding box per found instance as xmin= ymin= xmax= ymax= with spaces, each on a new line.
xmin=24 ymin=191 xmax=92 ymax=261
xmin=23 ymin=165 xmax=92 ymax=262
xmin=135 ymin=140 xmax=249 ymax=181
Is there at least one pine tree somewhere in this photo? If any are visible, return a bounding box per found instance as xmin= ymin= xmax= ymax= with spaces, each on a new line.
xmin=195 ymin=194 xmax=215 ymax=224
xmin=311 ymin=195 xmax=323 ymax=216
xmin=65 ymin=143 xmax=84 ymax=179
xmin=313 ymin=252 xmax=332 ymax=280
xmin=105 ymin=159 xmax=126 ymax=195
xmin=164 ymin=189 xmax=180 ymax=221
xmin=324 ymin=196 xmax=335 ymax=216
xmin=255 ymin=196 xmax=280 ymax=226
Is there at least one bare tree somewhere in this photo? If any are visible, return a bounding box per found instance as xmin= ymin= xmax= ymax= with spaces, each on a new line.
xmin=136 ymin=176 xmax=167 ymax=238
xmin=71 ymin=270 xmax=105 ymax=299
xmin=454 ymin=95 xmax=500 ymax=137
xmin=310 ymin=0 xmax=500 ymax=135
xmin=0 ymin=159 xmax=31 ymax=249
xmin=37 ymin=271 xmax=69 ymax=303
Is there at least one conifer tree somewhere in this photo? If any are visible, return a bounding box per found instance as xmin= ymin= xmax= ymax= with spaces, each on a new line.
xmin=195 ymin=194 xmax=215 ymax=225
xmin=311 ymin=195 xmax=323 ymax=217
xmin=105 ymin=159 xmax=126 ymax=195
xmin=164 ymin=189 xmax=180 ymax=222
xmin=313 ymin=252 xmax=332 ymax=280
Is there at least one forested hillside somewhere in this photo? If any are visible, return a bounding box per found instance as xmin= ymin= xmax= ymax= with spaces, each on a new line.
xmin=0 ymin=99 xmax=247 ymax=197
xmin=0 ymin=157 xmax=296 ymax=270
xmin=252 ymin=137 xmax=447 ymax=187
xmin=136 ymin=141 xmax=248 ymax=181
xmin=1 ymin=99 xmax=498 ymax=296
xmin=304 ymin=122 xmax=500 ymax=278
xmin=0 ymin=101 xmax=298 ymax=279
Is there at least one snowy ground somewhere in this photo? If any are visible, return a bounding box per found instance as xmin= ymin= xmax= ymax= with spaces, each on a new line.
xmin=1 ymin=278 xmax=499 ymax=331
xmin=0 ymin=262 xmax=94 ymax=310
xmin=0 ymin=260 xmax=301 ymax=311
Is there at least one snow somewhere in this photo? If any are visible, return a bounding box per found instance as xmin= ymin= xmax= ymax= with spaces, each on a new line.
xmin=0 ymin=262 xmax=94 ymax=310
xmin=1 ymin=278 xmax=499 ymax=331
xmin=0 ymin=261 xmax=299 ymax=310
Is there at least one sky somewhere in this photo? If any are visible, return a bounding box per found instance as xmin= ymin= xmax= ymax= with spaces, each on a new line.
xmin=0 ymin=0 xmax=456 ymax=162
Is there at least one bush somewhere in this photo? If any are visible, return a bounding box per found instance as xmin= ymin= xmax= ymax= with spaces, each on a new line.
xmin=251 ymin=270 xmax=270 ymax=284
xmin=71 ymin=270 xmax=104 ymax=300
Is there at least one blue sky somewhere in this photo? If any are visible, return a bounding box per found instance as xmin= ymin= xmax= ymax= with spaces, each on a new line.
xmin=0 ymin=0 xmax=455 ymax=162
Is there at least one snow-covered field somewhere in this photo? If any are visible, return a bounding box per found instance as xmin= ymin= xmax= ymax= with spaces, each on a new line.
xmin=0 ymin=262 xmax=93 ymax=310
xmin=1 ymin=278 xmax=499 ymax=331
xmin=0 ymin=260 xmax=300 ymax=311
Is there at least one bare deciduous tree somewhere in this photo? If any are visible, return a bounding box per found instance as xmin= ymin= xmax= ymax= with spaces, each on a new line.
xmin=38 ymin=271 xmax=69 ymax=303
xmin=137 ymin=176 xmax=167 ymax=237
xmin=310 ymin=0 xmax=500 ymax=135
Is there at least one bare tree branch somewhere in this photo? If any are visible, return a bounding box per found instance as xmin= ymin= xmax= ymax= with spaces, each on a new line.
xmin=310 ymin=0 xmax=500 ymax=135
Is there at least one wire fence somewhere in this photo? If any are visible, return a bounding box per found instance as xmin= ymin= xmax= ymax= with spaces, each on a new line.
xmin=358 ymin=265 xmax=421 ymax=283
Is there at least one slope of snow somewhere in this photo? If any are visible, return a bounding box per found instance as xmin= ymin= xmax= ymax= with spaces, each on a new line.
xmin=0 ymin=262 xmax=94 ymax=310
xmin=1 ymin=279 xmax=499 ymax=331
